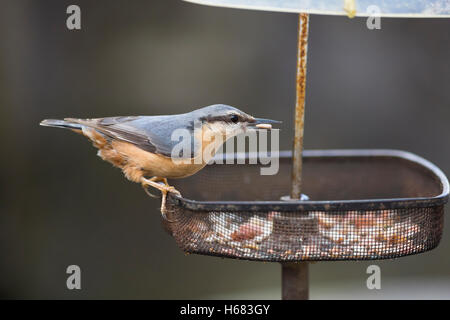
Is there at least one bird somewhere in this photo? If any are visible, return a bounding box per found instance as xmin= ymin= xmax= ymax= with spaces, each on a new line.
xmin=40 ymin=104 xmax=280 ymax=201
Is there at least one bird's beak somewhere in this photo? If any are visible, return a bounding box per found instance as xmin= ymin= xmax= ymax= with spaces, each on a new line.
xmin=249 ymin=118 xmax=282 ymax=130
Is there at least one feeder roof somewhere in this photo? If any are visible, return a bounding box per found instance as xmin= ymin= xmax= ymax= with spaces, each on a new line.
xmin=183 ymin=0 xmax=450 ymax=17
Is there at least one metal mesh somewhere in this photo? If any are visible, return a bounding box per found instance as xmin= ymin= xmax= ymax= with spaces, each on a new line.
xmin=163 ymin=206 xmax=444 ymax=261
xmin=161 ymin=150 xmax=448 ymax=261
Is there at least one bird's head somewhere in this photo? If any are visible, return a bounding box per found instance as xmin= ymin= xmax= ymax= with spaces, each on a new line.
xmin=191 ymin=104 xmax=281 ymax=141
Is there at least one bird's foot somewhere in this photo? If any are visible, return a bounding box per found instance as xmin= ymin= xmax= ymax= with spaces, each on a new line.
xmin=141 ymin=177 xmax=181 ymax=222
xmin=141 ymin=177 xmax=181 ymax=198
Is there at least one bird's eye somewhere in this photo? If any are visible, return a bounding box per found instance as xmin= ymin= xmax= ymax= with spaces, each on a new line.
xmin=230 ymin=114 xmax=239 ymax=123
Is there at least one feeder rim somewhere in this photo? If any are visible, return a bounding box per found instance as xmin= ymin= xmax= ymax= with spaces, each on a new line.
xmin=167 ymin=149 xmax=449 ymax=212
xmin=183 ymin=0 xmax=450 ymax=18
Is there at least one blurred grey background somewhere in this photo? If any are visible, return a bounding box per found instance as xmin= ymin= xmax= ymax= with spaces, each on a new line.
xmin=0 ymin=0 xmax=449 ymax=299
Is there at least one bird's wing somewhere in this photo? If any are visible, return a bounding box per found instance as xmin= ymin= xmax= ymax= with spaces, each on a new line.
xmin=64 ymin=116 xmax=176 ymax=157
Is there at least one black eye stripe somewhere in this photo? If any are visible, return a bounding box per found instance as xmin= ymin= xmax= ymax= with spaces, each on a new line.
xmin=200 ymin=114 xmax=246 ymax=123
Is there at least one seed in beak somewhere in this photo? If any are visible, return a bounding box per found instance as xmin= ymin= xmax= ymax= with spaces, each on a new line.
xmin=255 ymin=124 xmax=272 ymax=130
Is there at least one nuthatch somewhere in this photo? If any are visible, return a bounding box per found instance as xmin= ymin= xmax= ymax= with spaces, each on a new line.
xmin=40 ymin=104 xmax=280 ymax=198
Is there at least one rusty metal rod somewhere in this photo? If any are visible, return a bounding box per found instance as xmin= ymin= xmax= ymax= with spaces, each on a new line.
xmin=291 ymin=13 xmax=309 ymax=200
xmin=282 ymin=13 xmax=310 ymax=301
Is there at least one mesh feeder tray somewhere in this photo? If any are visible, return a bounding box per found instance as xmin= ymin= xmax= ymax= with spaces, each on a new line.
xmin=163 ymin=150 xmax=449 ymax=262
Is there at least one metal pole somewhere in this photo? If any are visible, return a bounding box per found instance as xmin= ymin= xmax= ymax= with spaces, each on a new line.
xmin=282 ymin=13 xmax=310 ymax=301
xmin=291 ymin=13 xmax=309 ymax=200
xmin=282 ymin=262 xmax=309 ymax=300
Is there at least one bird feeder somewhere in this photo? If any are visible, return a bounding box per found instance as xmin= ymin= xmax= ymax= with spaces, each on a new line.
xmin=162 ymin=0 xmax=450 ymax=299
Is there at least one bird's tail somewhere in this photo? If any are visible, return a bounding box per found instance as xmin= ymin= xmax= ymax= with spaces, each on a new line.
xmin=40 ymin=119 xmax=83 ymax=131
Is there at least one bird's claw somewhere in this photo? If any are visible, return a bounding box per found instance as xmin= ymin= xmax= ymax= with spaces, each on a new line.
xmin=142 ymin=186 xmax=161 ymax=198
xmin=140 ymin=177 xmax=181 ymax=197
xmin=165 ymin=186 xmax=181 ymax=197
xmin=140 ymin=177 xmax=181 ymax=222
